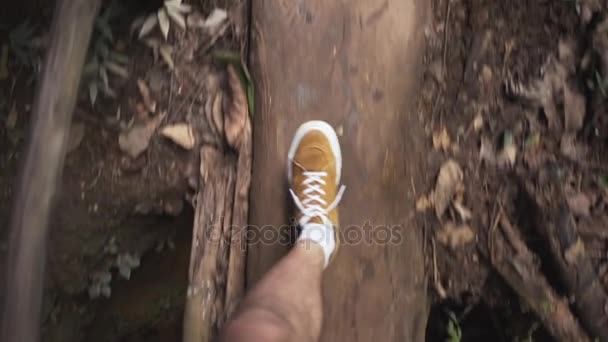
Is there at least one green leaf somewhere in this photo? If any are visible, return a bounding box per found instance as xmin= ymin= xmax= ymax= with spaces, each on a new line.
xmin=247 ymin=82 xmax=255 ymax=116
xmin=83 ymin=58 xmax=100 ymax=77
xmin=105 ymin=61 xmax=129 ymax=78
xmin=101 ymin=83 xmax=117 ymax=98
xmin=166 ymin=6 xmax=187 ymax=30
xmin=95 ymin=19 xmax=114 ymax=42
xmin=99 ymin=66 xmax=109 ymax=89
xmin=95 ymin=40 xmax=110 ymax=59
xmin=599 ymin=175 xmax=608 ymax=189
xmin=89 ymin=82 xmax=98 ymax=106
xmin=158 ymin=9 xmax=170 ymax=40
xmin=110 ymin=52 xmax=129 ymax=65
xmin=446 ymin=312 xmax=461 ymax=342
xmin=159 ymin=45 xmax=174 ymax=69
xmin=212 ymin=49 xmax=256 ymax=116
xmin=139 ymin=14 xmax=158 ymax=39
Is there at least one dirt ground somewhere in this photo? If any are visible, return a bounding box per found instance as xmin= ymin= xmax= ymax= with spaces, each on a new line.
xmin=422 ymin=0 xmax=608 ymax=340
xmin=2 ymin=0 xmax=608 ymax=341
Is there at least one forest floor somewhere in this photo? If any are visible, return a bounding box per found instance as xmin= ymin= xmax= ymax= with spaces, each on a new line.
xmin=3 ymin=0 xmax=608 ymax=341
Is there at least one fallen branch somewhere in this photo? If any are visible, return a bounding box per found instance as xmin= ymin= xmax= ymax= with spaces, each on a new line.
xmin=489 ymin=212 xmax=590 ymax=341
xmin=182 ymin=66 xmax=252 ymax=342
xmin=1 ymin=1 xmax=101 ymax=341
xmin=527 ymin=179 xmax=608 ymax=341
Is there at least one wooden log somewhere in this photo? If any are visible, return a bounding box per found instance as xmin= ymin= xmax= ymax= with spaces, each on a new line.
xmin=526 ymin=178 xmax=608 ymax=341
xmin=490 ymin=214 xmax=590 ymax=341
xmin=248 ymin=0 xmax=430 ymax=340
xmin=1 ymin=1 xmax=100 ymax=341
xmin=183 ymin=66 xmax=252 ymax=342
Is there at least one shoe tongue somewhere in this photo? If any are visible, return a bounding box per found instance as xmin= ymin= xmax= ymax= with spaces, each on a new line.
xmin=300 ymin=145 xmax=331 ymax=169
xmin=305 ymin=214 xmax=325 ymax=225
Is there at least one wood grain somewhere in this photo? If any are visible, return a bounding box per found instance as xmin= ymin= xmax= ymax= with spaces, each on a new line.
xmin=248 ymin=0 xmax=431 ymax=340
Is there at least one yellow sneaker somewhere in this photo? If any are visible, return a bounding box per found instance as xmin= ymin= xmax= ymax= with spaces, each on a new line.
xmin=288 ymin=121 xmax=345 ymax=266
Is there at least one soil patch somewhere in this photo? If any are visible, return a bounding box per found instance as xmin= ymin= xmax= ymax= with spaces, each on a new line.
xmin=420 ymin=0 xmax=608 ymax=340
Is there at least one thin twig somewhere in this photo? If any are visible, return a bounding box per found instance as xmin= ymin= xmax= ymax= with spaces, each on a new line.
xmin=432 ymin=238 xmax=447 ymax=299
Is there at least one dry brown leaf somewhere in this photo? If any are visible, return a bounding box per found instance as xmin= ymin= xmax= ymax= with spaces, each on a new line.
xmin=137 ymin=79 xmax=156 ymax=113
xmin=159 ymin=45 xmax=174 ymax=70
xmin=416 ymin=194 xmax=433 ymax=212
xmin=453 ymin=201 xmax=472 ymax=222
xmin=186 ymin=12 xmax=205 ymax=28
xmin=118 ymin=114 xmax=164 ymax=158
xmin=160 ymin=123 xmax=195 ymax=150
xmin=434 ymin=159 xmax=463 ymax=218
xmin=158 ymin=9 xmax=170 ymax=40
xmin=567 ymin=193 xmax=591 ymax=217
xmin=436 ymin=222 xmax=475 ymax=249
xmin=202 ymin=8 xmax=228 ymax=32
xmin=432 ymin=127 xmax=450 ymax=151
xmin=224 ymin=65 xmax=248 ymax=149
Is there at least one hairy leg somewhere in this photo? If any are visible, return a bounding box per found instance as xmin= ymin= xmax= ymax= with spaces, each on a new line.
xmin=221 ymin=241 xmax=325 ymax=342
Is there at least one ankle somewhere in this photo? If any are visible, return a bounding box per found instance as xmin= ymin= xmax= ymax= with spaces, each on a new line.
xmin=297 ymin=223 xmax=335 ymax=267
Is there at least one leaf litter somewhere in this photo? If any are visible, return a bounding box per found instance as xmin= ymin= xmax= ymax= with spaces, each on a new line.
xmin=160 ymin=123 xmax=196 ymax=150
xmin=118 ymin=113 xmax=165 ymax=158
xmin=434 ymin=159 xmax=463 ymax=218
xmin=436 ymin=222 xmax=475 ymax=249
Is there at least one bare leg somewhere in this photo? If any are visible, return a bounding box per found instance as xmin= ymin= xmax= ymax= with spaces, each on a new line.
xmin=223 ymin=121 xmax=343 ymax=341
xmin=221 ymin=241 xmax=325 ymax=342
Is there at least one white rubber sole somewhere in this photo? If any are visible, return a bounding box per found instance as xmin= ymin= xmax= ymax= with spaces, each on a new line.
xmin=287 ymin=120 xmax=342 ymax=185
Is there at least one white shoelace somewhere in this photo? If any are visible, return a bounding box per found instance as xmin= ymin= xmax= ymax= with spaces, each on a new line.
xmin=289 ymin=171 xmax=346 ymax=228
